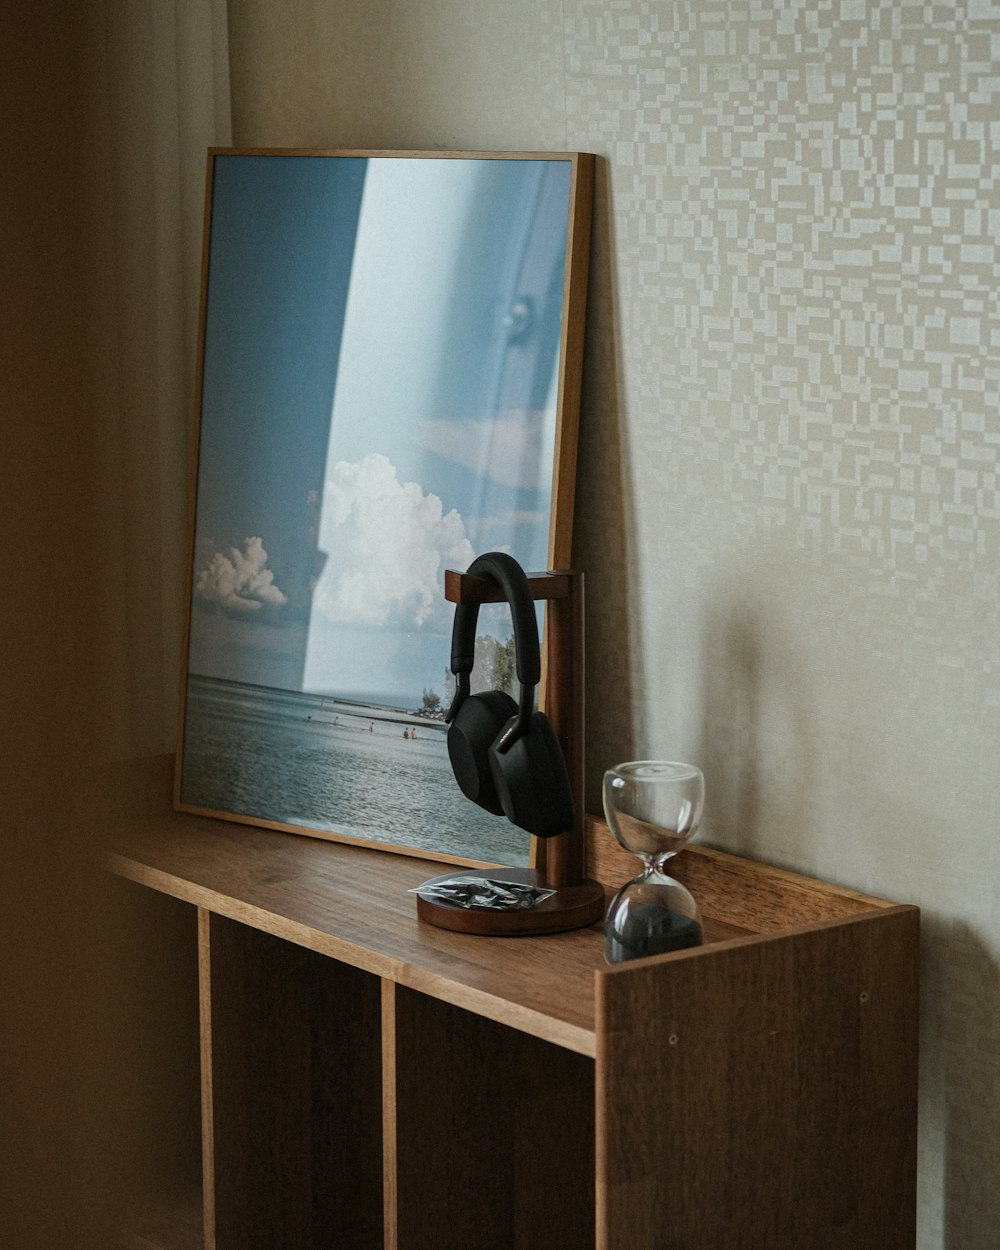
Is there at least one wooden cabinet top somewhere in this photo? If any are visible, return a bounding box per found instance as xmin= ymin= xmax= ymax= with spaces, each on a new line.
xmin=108 ymin=756 xmax=908 ymax=1058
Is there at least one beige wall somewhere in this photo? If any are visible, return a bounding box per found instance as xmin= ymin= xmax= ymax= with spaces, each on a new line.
xmin=228 ymin=2 xmax=998 ymax=1246
xmin=7 ymin=3 xmax=989 ymax=1245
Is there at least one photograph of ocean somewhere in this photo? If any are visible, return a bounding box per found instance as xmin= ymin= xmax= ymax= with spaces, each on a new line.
xmin=179 ymin=674 xmax=529 ymax=866
xmin=177 ymin=153 xmax=576 ymax=862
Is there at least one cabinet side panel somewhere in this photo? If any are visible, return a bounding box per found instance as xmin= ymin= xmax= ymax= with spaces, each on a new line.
xmin=198 ymin=909 xmax=216 ymax=1250
xmin=392 ymin=986 xmax=595 ymax=1250
xmin=596 ymin=909 xmax=919 ymax=1250
xmin=208 ymin=915 xmax=383 ymax=1250
xmin=381 ymin=980 xmax=399 ymax=1250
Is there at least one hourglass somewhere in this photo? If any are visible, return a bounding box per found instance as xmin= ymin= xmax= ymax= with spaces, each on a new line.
xmin=603 ymin=760 xmax=705 ymax=962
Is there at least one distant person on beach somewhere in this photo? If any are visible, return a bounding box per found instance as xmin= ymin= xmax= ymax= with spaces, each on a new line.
xmin=369 ymin=722 xmax=374 ymax=733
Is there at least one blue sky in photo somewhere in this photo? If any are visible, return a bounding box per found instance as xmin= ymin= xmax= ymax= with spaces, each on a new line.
xmin=187 ymin=152 xmax=572 ymax=703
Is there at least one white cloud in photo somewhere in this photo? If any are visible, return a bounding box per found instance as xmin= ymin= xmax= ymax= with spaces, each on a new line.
xmin=194 ymin=536 xmax=288 ymax=614
xmin=314 ymin=452 xmax=475 ymax=627
xmin=420 ymin=410 xmax=555 ymax=490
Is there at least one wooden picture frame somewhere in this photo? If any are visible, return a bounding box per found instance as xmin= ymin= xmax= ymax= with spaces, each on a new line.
xmin=175 ymin=148 xmax=593 ymax=867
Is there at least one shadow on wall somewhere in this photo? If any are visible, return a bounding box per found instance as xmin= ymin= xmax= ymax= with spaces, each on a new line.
xmin=575 ymin=158 xmax=643 ymax=813
xmin=699 ymin=561 xmax=1000 ymax=1249
xmin=698 ymin=581 xmax=817 ymax=869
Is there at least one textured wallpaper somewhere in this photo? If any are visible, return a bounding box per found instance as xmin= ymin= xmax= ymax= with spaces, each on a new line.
xmin=228 ymin=2 xmax=999 ymax=1243
xmin=559 ymin=12 xmax=999 ymax=1244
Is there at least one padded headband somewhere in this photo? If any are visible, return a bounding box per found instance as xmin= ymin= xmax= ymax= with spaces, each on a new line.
xmin=446 ymin=553 xmax=540 ymax=731
xmin=449 ymin=552 xmax=540 ymax=686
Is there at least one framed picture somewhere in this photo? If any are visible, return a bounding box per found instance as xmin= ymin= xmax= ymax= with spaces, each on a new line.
xmin=175 ymin=148 xmax=593 ymax=867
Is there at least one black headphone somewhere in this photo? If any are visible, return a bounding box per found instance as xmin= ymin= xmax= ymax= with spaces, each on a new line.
xmin=445 ymin=552 xmax=574 ymax=838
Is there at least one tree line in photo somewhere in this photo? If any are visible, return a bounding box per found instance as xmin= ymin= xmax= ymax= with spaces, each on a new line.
xmin=420 ymin=632 xmax=517 ymax=716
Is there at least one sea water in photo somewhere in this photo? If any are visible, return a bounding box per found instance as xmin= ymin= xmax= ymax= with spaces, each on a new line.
xmin=179 ymin=675 xmax=529 ymax=866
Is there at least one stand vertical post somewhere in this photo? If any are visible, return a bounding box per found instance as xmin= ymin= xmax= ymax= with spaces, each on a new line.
xmin=415 ymin=568 xmax=604 ymax=935
xmin=532 ymin=568 xmax=585 ymax=888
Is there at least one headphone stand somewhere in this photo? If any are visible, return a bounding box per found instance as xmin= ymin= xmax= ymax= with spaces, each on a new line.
xmin=416 ymin=568 xmax=606 ymax=936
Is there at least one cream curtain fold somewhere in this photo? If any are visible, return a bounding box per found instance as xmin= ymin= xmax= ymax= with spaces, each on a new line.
xmin=92 ymin=0 xmax=232 ymax=756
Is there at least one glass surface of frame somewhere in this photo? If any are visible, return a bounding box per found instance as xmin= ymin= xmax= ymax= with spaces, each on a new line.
xmin=175 ymin=148 xmax=592 ymax=867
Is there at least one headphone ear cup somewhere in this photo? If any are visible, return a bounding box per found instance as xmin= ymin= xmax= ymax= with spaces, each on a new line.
xmin=489 ymin=711 xmax=575 ymax=837
xmin=447 ymin=689 xmax=518 ymax=814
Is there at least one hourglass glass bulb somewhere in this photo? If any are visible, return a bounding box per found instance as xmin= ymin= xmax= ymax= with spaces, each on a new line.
xmin=603 ymin=761 xmax=703 ymax=858
xmin=602 ymin=761 xmax=705 ymax=963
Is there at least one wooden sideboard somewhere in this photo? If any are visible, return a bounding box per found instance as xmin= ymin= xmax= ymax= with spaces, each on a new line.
xmin=108 ymin=757 xmax=918 ymax=1250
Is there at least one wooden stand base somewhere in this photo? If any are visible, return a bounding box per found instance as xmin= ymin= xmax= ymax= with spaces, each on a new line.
xmin=415 ymin=867 xmax=606 ymax=935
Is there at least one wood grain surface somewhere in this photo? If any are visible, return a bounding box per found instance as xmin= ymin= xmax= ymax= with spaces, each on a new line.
xmin=107 ymin=756 xmax=918 ymax=1249
xmin=109 ymin=756 xmax=908 ymax=1058
xmin=595 ymin=906 xmax=919 ymax=1250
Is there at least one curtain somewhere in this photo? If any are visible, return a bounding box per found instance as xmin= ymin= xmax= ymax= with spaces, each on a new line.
xmin=91 ymin=0 xmax=232 ymax=757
